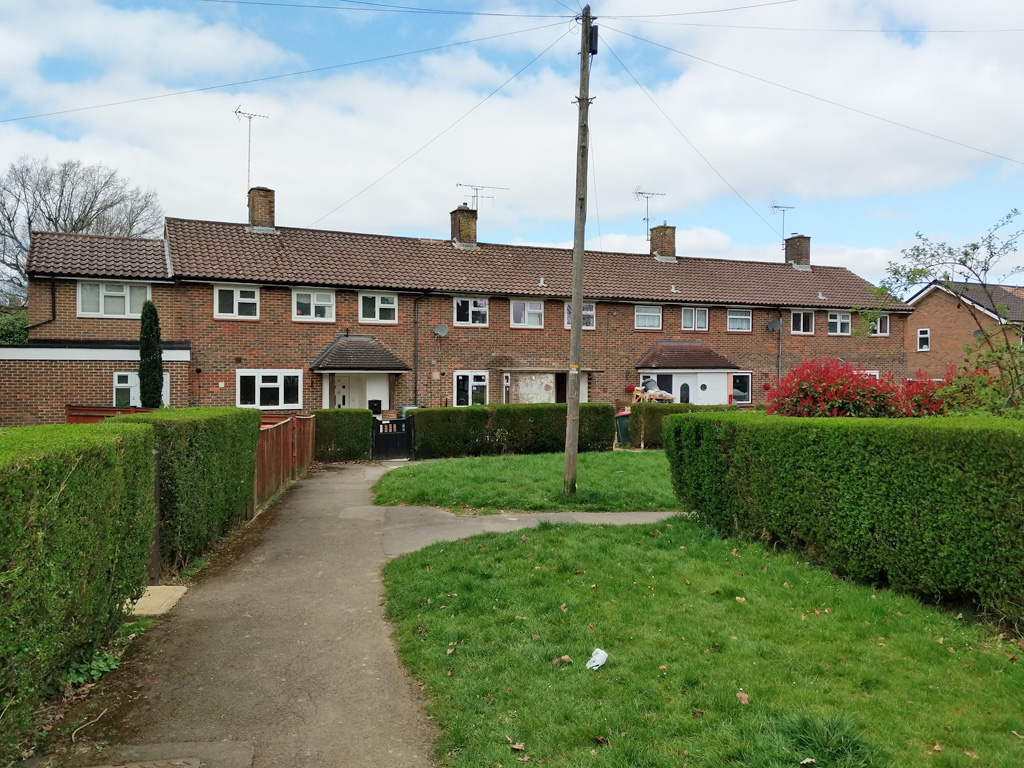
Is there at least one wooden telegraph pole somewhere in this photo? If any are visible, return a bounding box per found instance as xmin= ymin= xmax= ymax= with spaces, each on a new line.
xmin=564 ymin=6 xmax=596 ymax=495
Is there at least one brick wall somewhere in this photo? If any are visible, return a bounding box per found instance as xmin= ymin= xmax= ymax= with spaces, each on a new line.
xmin=27 ymin=280 xmax=183 ymax=340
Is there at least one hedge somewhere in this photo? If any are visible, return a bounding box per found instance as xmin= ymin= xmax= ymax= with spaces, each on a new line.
xmin=313 ymin=409 xmax=373 ymax=461
xmin=664 ymin=412 xmax=1024 ymax=623
xmin=113 ymin=408 xmax=261 ymax=572
xmin=0 ymin=423 xmax=155 ymax=764
xmin=412 ymin=403 xmax=615 ymax=459
xmin=629 ymin=402 xmax=738 ymax=449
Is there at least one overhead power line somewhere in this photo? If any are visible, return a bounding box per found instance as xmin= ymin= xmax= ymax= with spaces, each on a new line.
xmin=0 ymin=22 xmax=566 ymax=124
xmin=197 ymin=0 xmax=571 ymax=17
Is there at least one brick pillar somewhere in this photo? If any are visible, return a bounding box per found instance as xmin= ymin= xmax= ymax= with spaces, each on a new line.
xmin=650 ymin=224 xmax=676 ymax=259
xmin=248 ymin=187 xmax=276 ymax=228
xmin=450 ymin=204 xmax=477 ymax=247
xmin=785 ymin=234 xmax=810 ymax=265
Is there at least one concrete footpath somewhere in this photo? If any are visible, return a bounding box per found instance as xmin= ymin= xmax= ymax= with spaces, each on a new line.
xmin=42 ymin=463 xmax=674 ymax=768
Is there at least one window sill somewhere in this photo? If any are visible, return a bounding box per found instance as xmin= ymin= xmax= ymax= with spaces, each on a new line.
xmin=294 ymin=317 xmax=337 ymax=323
xmin=214 ymin=316 xmax=260 ymax=321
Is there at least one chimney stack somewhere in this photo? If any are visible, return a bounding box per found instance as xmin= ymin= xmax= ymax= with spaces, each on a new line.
xmin=785 ymin=234 xmax=810 ymax=266
xmin=650 ymin=223 xmax=676 ymax=260
xmin=248 ymin=187 xmax=276 ymax=230
xmin=450 ymin=203 xmax=478 ymax=249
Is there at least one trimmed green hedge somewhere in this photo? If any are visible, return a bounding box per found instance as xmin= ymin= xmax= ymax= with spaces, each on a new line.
xmin=664 ymin=412 xmax=1024 ymax=623
xmin=313 ymin=409 xmax=373 ymax=461
xmin=0 ymin=424 xmax=155 ymax=764
xmin=113 ymin=408 xmax=261 ymax=572
xmin=629 ymin=402 xmax=738 ymax=449
xmin=412 ymin=403 xmax=615 ymax=459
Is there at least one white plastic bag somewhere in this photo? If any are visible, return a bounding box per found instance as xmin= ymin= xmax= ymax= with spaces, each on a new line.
xmin=586 ymin=648 xmax=608 ymax=670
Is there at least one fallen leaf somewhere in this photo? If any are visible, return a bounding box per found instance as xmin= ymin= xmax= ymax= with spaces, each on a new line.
xmin=929 ymin=741 xmax=943 ymax=753
xmin=679 ymin=545 xmax=686 ymax=550
xmin=800 ymin=760 xmax=817 ymax=766
xmin=588 ymin=623 xmax=595 ymax=631
xmin=783 ymin=582 xmax=792 ymax=588
xmin=824 ymin=608 xmax=831 ymax=614
xmin=560 ymin=603 xmax=568 ymax=613
xmin=691 ymin=709 xmax=704 ymax=718
xmin=650 ymin=529 xmax=661 ymax=537
xmin=938 ymin=637 xmax=945 ymax=644
xmin=735 ymin=597 xmax=747 ymax=604
xmin=446 ymin=668 xmax=453 ymax=676
xmin=552 ymin=655 xmax=573 ymax=666
xmin=814 ymin=609 xmax=820 ymax=616
xmin=594 ymin=736 xmax=609 ymax=746
xmin=658 ymin=665 xmax=668 ymax=670
xmin=517 ymin=757 xmax=530 ymax=763
xmin=731 ymin=548 xmax=740 ymax=557
xmin=530 ymin=634 xmax=539 ymax=641
xmin=574 ymin=570 xmax=584 ymax=575
xmin=736 ymin=691 xmax=750 ymax=705
xmin=506 ymin=736 xmax=526 ymax=752
xmin=734 ymin=571 xmax=743 ymax=576
xmin=964 ymin=749 xmax=979 ymax=759
xmin=590 ymin=584 xmax=597 ymax=589
xmin=446 ymin=648 xmax=454 ymax=655
xmin=685 ymin=579 xmax=691 ymax=585
xmin=948 ymin=647 xmax=956 ymax=654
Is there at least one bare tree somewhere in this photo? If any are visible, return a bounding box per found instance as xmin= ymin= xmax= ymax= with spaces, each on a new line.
xmin=0 ymin=156 xmax=163 ymax=305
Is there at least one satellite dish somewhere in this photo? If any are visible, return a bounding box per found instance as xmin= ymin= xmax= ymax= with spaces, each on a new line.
xmin=433 ymin=323 xmax=449 ymax=337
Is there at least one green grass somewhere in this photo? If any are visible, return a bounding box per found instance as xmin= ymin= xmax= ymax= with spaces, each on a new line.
xmin=383 ymin=519 xmax=1024 ymax=767
xmin=373 ymin=452 xmax=676 ymax=514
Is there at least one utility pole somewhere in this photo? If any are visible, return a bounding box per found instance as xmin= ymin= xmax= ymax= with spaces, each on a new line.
xmin=564 ymin=6 xmax=596 ymax=495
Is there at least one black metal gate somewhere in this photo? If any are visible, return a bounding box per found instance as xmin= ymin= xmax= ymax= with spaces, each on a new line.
xmin=373 ymin=418 xmax=413 ymax=460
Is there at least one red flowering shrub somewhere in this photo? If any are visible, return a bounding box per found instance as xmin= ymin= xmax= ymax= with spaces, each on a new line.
xmin=766 ymin=358 xmax=945 ymax=417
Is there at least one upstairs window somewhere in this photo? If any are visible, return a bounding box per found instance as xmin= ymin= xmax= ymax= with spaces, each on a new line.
xmin=215 ymin=286 xmax=259 ymax=319
xmin=682 ymin=307 xmax=709 ymax=331
xmin=870 ymin=314 xmax=890 ymax=336
xmin=511 ymin=299 xmax=544 ymax=328
xmin=294 ymin=289 xmax=335 ymax=321
xmin=917 ymin=328 xmax=931 ymax=352
xmin=791 ymin=310 xmax=814 ymax=334
xmin=634 ymin=305 xmax=662 ymax=330
xmin=78 ymin=281 xmax=150 ymax=318
xmin=454 ymin=297 xmax=489 ymax=326
xmin=359 ymin=292 xmax=397 ymax=324
xmin=564 ymin=301 xmax=596 ymax=330
xmin=828 ymin=312 xmax=852 ymax=335
xmin=727 ymin=308 xmax=752 ymax=332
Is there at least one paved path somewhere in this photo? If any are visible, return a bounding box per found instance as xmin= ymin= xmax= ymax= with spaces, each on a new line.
xmin=44 ymin=463 xmax=675 ymax=768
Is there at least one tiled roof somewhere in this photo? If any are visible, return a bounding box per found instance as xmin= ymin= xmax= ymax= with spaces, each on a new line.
xmin=943 ymin=282 xmax=1024 ymax=323
xmin=164 ymin=218 xmax=908 ymax=311
xmin=635 ymin=341 xmax=739 ymax=370
xmin=27 ymin=231 xmax=168 ymax=279
xmin=310 ymin=334 xmax=411 ymax=372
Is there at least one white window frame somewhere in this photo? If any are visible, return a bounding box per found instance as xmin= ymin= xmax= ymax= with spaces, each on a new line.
xmin=78 ymin=281 xmax=151 ymax=318
xmin=727 ymin=308 xmax=752 ymax=332
xmin=828 ymin=312 xmax=852 ymax=336
xmin=113 ymin=371 xmax=170 ymax=407
xmin=870 ymin=314 xmax=890 ymax=337
xmin=293 ymin=288 xmax=336 ymax=322
xmin=563 ymin=301 xmax=596 ymax=330
xmin=454 ymin=370 xmax=489 ymax=406
xmin=510 ymin=299 xmax=544 ymax=328
xmin=858 ymin=370 xmax=881 ymax=379
xmin=453 ymin=297 xmax=489 ymax=327
xmin=791 ymin=310 xmax=814 ymax=335
xmin=682 ymin=307 xmax=709 ymax=332
xmin=731 ymin=372 xmax=752 ymax=405
xmin=917 ymin=328 xmax=931 ymax=352
xmin=215 ymin=285 xmax=260 ymax=320
xmin=236 ymin=369 xmax=302 ymax=410
xmin=634 ymin=305 xmax=662 ymax=330
xmin=358 ymin=292 xmax=398 ymax=324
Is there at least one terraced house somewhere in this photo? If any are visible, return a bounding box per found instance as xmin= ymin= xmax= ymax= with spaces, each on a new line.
xmin=0 ymin=188 xmax=910 ymax=426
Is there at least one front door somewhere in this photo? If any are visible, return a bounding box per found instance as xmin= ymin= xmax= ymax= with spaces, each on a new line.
xmin=335 ymin=375 xmax=350 ymax=408
xmin=676 ymin=374 xmax=696 ymax=404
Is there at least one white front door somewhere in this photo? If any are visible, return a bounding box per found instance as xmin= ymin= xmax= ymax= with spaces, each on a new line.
xmin=335 ymin=375 xmax=350 ymax=408
xmin=675 ymin=374 xmax=697 ymax=404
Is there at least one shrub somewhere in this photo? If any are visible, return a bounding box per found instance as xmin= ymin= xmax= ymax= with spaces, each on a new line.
xmin=113 ymin=408 xmax=261 ymax=572
xmin=411 ymin=404 xmax=614 ymax=459
xmin=138 ymin=300 xmax=164 ymax=408
xmin=0 ymin=311 xmax=27 ymax=346
xmin=313 ymin=409 xmax=373 ymax=461
xmin=664 ymin=412 xmax=1024 ymax=624
xmin=629 ymin=401 xmax=738 ymax=449
xmin=766 ymin=358 xmax=944 ymax=417
xmin=0 ymin=423 xmax=154 ymax=763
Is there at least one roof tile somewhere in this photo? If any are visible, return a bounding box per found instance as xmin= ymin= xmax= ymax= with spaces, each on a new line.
xmin=27 ymin=231 xmax=167 ymax=279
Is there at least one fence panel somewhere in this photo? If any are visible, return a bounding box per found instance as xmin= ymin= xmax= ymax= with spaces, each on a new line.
xmin=293 ymin=414 xmax=315 ymax=478
xmin=254 ymin=419 xmax=291 ymax=510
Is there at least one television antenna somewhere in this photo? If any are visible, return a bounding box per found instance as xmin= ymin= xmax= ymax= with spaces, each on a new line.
xmin=234 ymin=105 xmax=269 ymax=190
xmin=456 ymin=182 xmax=509 ymax=210
xmin=634 ymin=186 xmax=666 ymax=240
xmin=770 ymin=201 xmax=794 ymax=246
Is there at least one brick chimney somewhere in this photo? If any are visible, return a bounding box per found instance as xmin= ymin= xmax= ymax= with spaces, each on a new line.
xmin=450 ymin=203 xmax=477 ymax=248
xmin=248 ymin=187 xmax=275 ymax=230
xmin=650 ymin=223 xmax=676 ymax=260
xmin=785 ymin=234 xmax=810 ymax=266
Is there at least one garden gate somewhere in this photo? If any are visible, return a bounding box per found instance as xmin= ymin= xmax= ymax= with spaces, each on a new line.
xmin=373 ymin=418 xmax=412 ymax=460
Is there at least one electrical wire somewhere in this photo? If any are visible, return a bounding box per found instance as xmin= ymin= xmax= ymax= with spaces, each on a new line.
xmin=602 ymin=24 xmax=1024 ymax=167
xmin=604 ymin=0 xmax=802 ymax=19
xmin=308 ymin=26 xmax=574 ymax=226
xmin=197 ymin=0 xmax=571 ymax=17
xmin=0 ymin=22 xmax=566 ymax=124
xmin=601 ymin=36 xmax=781 ymax=238
xmin=610 ymin=20 xmax=1024 ymax=33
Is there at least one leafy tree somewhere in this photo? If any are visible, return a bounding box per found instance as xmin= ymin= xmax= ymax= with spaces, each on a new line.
xmin=138 ymin=300 xmax=164 ymax=408
xmin=884 ymin=210 xmax=1024 ymax=408
xmin=0 ymin=156 xmax=163 ymax=304
xmin=0 ymin=310 xmax=27 ymax=345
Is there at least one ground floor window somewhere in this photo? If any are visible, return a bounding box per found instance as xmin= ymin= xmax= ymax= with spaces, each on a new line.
xmin=113 ymin=371 xmax=170 ymax=407
xmin=454 ymin=370 xmax=488 ymax=406
xmin=237 ymin=369 xmax=302 ymax=409
xmin=731 ymin=372 xmax=752 ymax=404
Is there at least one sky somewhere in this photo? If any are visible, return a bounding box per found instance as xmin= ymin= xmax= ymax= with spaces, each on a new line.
xmin=2 ymin=0 xmax=1023 ymax=288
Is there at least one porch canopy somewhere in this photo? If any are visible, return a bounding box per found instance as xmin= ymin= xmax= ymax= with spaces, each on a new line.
xmin=310 ymin=333 xmax=410 ymax=373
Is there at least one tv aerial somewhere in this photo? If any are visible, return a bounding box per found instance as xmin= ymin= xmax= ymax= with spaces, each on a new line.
xmin=456 ymin=182 xmax=509 ymax=210
xmin=634 ymin=186 xmax=666 ymax=241
xmin=235 ymin=105 xmax=269 ymax=190
xmin=770 ymin=201 xmax=795 ymax=246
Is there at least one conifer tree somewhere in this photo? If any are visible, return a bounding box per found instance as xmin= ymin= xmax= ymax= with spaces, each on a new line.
xmin=139 ymin=300 xmax=164 ymax=408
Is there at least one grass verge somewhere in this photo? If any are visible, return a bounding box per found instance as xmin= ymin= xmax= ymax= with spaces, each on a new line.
xmin=383 ymin=518 xmax=1024 ymax=767
xmin=373 ymin=451 xmax=675 ymax=514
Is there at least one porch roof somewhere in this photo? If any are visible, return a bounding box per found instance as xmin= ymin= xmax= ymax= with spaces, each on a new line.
xmin=310 ymin=333 xmax=411 ymax=372
xmin=635 ymin=341 xmax=739 ymax=370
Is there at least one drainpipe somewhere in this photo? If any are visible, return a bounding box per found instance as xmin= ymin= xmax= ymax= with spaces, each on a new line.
xmin=26 ymin=276 xmax=56 ymax=330
xmin=412 ymin=294 xmax=427 ymax=406
xmin=776 ymin=306 xmax=784 ymax=381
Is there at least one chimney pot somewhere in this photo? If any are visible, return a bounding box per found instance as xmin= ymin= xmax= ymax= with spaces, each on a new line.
xmin=248 ymin=187 xmax=276 ymax=230
xmin=785 ymin=234 xmax=810 ymax=266
xmin=451 ymin=204 xmax=478 ymax=248
xmin=650 ymin=223 xmax=676 ymax=260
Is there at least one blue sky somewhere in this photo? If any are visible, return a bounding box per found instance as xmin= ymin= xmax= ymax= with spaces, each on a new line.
xmin=2 ymin=0 xmax=1024 ymax=287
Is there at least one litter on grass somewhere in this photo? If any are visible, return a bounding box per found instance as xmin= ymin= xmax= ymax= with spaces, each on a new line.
xmin=586 ymin=648 xmax=608 ymax=669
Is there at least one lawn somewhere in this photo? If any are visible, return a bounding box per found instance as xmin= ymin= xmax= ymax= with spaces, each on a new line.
xmin=383 ymin=518 xmax=1024 ymax=767
xmin=372 ymin=451 xmax=676 ymax=514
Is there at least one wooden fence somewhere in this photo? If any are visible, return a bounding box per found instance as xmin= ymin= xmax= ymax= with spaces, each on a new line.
xmin=254 ymin=413 xmax=316 ymax=511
